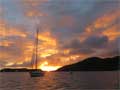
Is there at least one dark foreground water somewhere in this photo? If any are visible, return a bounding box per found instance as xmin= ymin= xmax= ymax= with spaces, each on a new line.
xmin=0 ymin=71 xmax=119 ymax=90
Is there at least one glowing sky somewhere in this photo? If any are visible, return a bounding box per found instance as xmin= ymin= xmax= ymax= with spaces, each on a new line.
xmin=0 ymin=0 xmax=120 ymax=70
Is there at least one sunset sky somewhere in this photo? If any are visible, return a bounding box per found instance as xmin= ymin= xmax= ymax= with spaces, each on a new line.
xmin=0 ymin=0 xmax=120 ymax=70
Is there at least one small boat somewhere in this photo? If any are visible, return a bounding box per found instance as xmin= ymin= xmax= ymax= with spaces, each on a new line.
xmin=30 ymin=70 xmax=44 ymax=77
xmin=29 ymin=28 xmax=44 ymax=77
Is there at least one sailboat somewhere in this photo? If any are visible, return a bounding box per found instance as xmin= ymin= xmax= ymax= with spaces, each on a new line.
xmin=29 ymin=28 xmax=44 ymax=77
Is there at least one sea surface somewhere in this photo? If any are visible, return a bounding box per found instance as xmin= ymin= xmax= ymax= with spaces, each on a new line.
xmin=0 ymin=71 xmax=119 ymax=90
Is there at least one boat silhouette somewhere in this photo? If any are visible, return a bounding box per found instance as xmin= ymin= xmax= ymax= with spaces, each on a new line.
xmin=29 ymin=28 xmax=44 ymax=77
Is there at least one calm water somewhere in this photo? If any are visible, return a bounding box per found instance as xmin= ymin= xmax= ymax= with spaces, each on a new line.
xmin=0 ymin=71 xmax=119 ymax=90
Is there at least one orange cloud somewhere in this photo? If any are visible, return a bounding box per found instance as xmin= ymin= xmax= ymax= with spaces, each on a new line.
xmin=0 ymin=28 xmax=27 ymax=38
xmin=9 ymin=28 xmax=27 ymax=37
xmin=83 ymin=10 xmax=120 ymax=41
xmin=22 ymin=0 xmax=48 ymax=18
xmin=22 ymin=41 xmax=34 ymax=62
xmin=0 ymin=40 xmax=14 ymax=47
xmin=25 ymin=10 xmax=47 ymax=17
xmin=25 ymin=30 xmax=87 ymax=69
xmin=23 ymin=0 xmax=48 ymax=6
xmin=94 ymin=11 xmax=120 ymax=29
xmin=0 ymin=20 xmax=27 ymax=38
xmin=0 ymin=52 xmax=11 ymax=59
xmin=37 ymin=31 xmax=58 ymax=58
xmin=103 ymin=24 xmax=120 ymax=41
xmin=0 ymin=28 xmax=93 ymax=70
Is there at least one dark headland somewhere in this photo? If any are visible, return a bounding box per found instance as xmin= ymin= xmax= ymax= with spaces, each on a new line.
xmin=0 ymin=56 xmax=119 ymax=72
xmin=58 ymin=56 xmax=120 ymax=71
xmin=0 ymin=68 xmax=43 ymax=72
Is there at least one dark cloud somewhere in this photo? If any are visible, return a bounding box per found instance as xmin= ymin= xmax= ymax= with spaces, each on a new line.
xmin=62 ymin=39 xmax=93 ymax=55
xmin=70 ymin=48 xmax=95 ymax=55
xmin=63 ymin=39 xmax=81 ymax=49
xmin=83 ymin=35 xmax=109 ymax=48
xmin=101 ymin=37 xmax=120 ymax=57
xmin=62 ymin=35 xmax=109 ymax=56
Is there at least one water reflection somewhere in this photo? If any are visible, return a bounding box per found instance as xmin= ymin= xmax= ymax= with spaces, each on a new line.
xmin=0 ymin=71 xmax=119 ymax=90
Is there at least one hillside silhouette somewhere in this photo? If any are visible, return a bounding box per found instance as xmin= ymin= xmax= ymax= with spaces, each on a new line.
xmin=58 ymin=56 xmax=120 ymax=71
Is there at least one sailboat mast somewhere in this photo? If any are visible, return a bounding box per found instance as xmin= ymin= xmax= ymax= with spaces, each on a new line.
xmin=35 ymin=28 xmax=39 ymax=69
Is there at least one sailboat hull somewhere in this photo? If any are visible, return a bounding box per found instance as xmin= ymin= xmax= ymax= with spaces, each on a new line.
xmin=30 ymin=71 xmax=44 ymax=77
